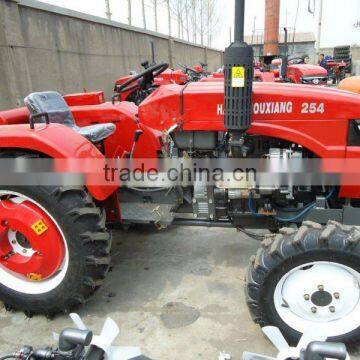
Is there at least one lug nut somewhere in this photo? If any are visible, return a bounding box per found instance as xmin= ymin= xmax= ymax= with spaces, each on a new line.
xmin=329 ymin=306 xmax=336 ymax=313
xmin=334 ymin=292 xmax=340 ymax=299
xmin=304 ymin=294 xmax=310 ymax=301
xmin=311 ymin=307 xmax=317 ymax=313
xmin=318 ymin=285 xmax=324 ymax=291
xmin=22 ymin=249 xmax=27 ymax=254
xmin=11 ymin=240 xmax=16 ymax=244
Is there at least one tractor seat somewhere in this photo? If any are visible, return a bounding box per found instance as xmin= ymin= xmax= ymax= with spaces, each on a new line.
xmin=24 ymin=91 xmax=116 ymax=143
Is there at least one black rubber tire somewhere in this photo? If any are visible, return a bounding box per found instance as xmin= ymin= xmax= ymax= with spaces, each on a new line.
xmin=245 ymin=220 xmax=360 ymax=345
xmin=0 ymin=185 xmax=111 ymax=317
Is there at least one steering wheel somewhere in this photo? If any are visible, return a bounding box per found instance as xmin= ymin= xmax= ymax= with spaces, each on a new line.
xmin=115 ymin=62 xmax=169 ymax=96
xmin=179 ymin=64 xmax=199 ymax=76
xmin=288 ymin=57 xmax=305 ymax=65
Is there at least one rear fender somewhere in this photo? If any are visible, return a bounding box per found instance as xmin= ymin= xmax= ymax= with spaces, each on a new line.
xmin=0 ymin=107 xmax=29 ymax=125
xmin=0 ymin=123 xmax=117 ymax=201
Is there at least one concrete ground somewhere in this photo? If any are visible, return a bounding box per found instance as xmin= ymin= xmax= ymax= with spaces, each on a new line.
xmin=0 ymin=225 xmax=359 ymax=359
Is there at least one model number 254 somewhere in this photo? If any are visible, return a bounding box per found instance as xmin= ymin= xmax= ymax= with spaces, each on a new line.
xmin=301 ymin=102 xmax=325 ymax=114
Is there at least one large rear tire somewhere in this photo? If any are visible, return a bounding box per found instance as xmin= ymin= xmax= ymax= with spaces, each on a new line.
xmin=246 ymin=221 xmax=360 ymax=345
xmin=0 ymin=185 xmax=111 ymax=316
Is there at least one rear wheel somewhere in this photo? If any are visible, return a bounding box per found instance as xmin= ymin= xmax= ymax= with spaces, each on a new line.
xmin=0 ymin=186 xmax=111 ymax=316
xmin=246 ymin=221 xmax=360 ymax=345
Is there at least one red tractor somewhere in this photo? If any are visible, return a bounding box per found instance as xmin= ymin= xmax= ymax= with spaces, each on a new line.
xmin=258 ymin=29 xmax=329 ymax=86
xmin=204 ymin=60 xmax=328 ymax=85
xmin=114 ymin=62 xmax=187 ymax=104
xmin=271 ymin=57 xmax=329 ymax=85
xmin=114 ymin=61 xmax=208 ymax=104
xmin=197 ymin=56 xmax=329 ymax=86
xmin=325 ymin=58 xmax=348 ymax=84
xmin=325 ymin=46 xmax=353 ymax=84
xmin=0 ymin=0 xmax=360 ymax=346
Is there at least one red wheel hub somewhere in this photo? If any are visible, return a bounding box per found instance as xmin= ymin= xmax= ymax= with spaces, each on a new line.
xmin=0 ymin=197 xmax=65 ymax=280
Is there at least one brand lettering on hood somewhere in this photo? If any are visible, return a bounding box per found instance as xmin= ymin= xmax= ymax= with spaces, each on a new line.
xmin=253 ymin=102 xmax=293 ymax=115
xmin=217 ymin=102 xmax=293 ymax=116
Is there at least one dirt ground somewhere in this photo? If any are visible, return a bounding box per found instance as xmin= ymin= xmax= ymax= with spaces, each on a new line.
xmin=0 ymin=225 xmax=359 ymax=359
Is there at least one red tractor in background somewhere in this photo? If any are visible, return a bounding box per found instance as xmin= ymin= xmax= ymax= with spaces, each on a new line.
xmin=325 ymin=58 xmax=348 ymax=84
xmin=285 ymin=62 xmax=328 ymax=85
xmin=114 ymin=61 xmax=187 ymax=104
xmin=324 ymin=46 xmax=353 ymax=84
xmin=113 ymin=54 xmax=327 ymax=106
xmin=114 ymin=56 xmax=209 ymax=105
xmin=204 ymin=57 xmax=328 ymax=85
xmin=113 ymin=40 xmax=192 ymax=104
xmin=258 ymin=27 xmax=329 ymax=85
xmin=0 ymin=0 xmax=360 ymax=346
xmin=269 ymin=56 xmax=328 ymax=85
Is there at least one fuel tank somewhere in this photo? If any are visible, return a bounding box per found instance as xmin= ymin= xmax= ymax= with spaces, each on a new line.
xmin=138 ymin=81 xmax=360 ymax=157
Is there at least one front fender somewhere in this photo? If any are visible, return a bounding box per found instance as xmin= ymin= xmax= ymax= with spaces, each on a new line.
xmin=0 ymin=123 xmax=117 ymax=201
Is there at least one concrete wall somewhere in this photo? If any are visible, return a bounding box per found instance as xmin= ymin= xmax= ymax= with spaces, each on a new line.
xmin=0 ymin=0 xmax=223 ymax=110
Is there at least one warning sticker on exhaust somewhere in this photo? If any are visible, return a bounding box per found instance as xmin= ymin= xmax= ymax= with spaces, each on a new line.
xmin=231 ymin=66 xmax=245 ymax=88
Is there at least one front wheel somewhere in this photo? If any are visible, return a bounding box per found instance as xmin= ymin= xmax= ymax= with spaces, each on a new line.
xmin=246 ymin=221 xmax=360 ymax=345
xmin=0 ymin=186 xmax=111 ymax=316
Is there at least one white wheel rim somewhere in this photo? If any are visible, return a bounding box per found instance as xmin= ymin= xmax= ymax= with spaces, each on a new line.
xmin=274 ymin=261 xmax=360 ymax=337
xmin=0 ymin=191 xmax=69 ymax=294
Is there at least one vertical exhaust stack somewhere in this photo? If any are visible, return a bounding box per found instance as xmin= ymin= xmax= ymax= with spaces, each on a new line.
xmin=224 ymin=0 xmax=254 ymax=133
xmin=281 ymin=28 xmax=288 ymax=79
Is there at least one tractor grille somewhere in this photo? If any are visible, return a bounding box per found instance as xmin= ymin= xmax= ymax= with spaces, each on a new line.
xmin=301 ymin=76 xmax=328 ymax=85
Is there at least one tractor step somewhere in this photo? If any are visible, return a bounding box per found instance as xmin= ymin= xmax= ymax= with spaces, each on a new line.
xmin=120 ymin=202 xmax=176 ymax=226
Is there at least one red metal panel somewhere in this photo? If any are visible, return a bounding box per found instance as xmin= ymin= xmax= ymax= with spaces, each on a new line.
xmin=0 ymin=123 xmax=117 ymax=201
xmin=63 ymin=92 xmax=105 ymax=106
xmin=138 ymin=82 xmax=360 ymax=160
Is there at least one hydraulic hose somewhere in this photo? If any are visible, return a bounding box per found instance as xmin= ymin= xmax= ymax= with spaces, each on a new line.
xmin=274 ymin=202 xmax=316 ymax=222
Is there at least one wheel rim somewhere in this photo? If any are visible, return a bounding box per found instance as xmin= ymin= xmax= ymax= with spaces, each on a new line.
xmin=274 ymin=261 xmax=360 ymax=337
xmin=0 ymin=191 xmax=69 ymax=294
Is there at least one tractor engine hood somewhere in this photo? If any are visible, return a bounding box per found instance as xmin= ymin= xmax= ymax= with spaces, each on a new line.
xmin=138 ymin=81 xmax=360 ymax=133
xmin=288 ymin=64 xmax=328 ymax=77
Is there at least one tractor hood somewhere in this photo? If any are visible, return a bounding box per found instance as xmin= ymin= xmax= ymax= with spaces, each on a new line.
xmin=138 ymin=81 xmax=360 ymax=132
xmin=288 ymin=64 xmax=328 ymax=77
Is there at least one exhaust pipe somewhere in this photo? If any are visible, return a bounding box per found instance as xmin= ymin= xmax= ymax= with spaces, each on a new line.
xmin=281 ymin=28 xmax=288 ymax=79
xmin=224 ymin=0 xmax=254 ymax=133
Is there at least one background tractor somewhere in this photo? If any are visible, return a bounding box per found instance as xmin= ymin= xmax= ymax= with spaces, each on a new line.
xmin=262 ymin=28 xmax=329 ymax=85
xmin=113 ymin=61 xmax=210 ymax=105
xmin=0 ymin=0 xmax=359 ymax=347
